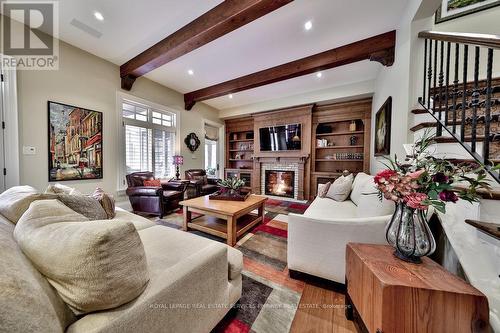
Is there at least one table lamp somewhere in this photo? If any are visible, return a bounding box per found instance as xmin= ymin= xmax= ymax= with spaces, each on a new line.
xmin=172 ymin=155 xmax=183 ymax=180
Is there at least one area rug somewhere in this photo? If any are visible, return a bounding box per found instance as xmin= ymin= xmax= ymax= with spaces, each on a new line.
xmin=154 ymin=200 xmax=309 ymax=333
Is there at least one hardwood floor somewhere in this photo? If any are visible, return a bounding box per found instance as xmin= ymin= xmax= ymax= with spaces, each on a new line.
xmin=290 ymin=283 xmax=356 ymax=333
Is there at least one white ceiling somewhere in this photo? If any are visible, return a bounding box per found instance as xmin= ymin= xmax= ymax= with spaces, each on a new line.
xmin=6 ymin=0 xmax=410 ymax=110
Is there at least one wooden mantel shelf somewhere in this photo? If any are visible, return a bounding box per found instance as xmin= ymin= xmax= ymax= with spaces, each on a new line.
xmin=346 ymin=243 xmax=491 ymax=333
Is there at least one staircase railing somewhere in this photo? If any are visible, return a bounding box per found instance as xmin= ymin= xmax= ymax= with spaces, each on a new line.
xmin=417 ymin=31 xmax=500 ymax=183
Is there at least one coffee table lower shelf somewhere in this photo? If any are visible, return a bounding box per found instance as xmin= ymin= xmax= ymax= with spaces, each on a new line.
xmin=187 ymin=213 xmax=262 ymax=242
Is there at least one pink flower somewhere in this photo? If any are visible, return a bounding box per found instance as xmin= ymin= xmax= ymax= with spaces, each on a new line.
xmin=374 ymin=170 xmax=397 ymax=185
xmin=404 ymin=192 xmax=428 ymax=210
xmin=408 ymin=169 xmax=425 ymax=179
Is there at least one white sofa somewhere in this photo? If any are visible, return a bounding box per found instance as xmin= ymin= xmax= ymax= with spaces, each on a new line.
xmin=288 ymin=173 xmax=394 ymax=284
xmin=0 ymin=186 xmax=243 ymax=333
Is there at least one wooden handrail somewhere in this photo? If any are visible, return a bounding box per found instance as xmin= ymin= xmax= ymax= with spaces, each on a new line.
xmin=418 ymin=31 xmax=500 ymax=50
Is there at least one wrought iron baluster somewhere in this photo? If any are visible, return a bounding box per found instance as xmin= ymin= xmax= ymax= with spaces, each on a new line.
xmin=437 ymin=41 xmax=444 ymax=137
xmin=483 ymin=48 xmax=493 ymax=162
xmin=423 ymin=39 xmax=427 ymax=105
xmin=471 ymin=46 xmax=480 ymax=153
xmin=433 ymin=40 xmax=438 ymax=113
xmin=461 ymin=45 xmax=468 ymax=141
xmin=444 ymin=42 xmax=451 ymax=129
xmin=452 ymin=44 xmax=459 ymax=134
xmin=427 ymin=40 xmax=433 ymax=110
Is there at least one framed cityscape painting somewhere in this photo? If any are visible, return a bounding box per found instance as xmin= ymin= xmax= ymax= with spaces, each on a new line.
xmin=48 ymin=101 xmax=103 ymax=181
xmin=374 ymin=97 xmax=392 ymax=156
xmin=436 ymin=0 xmax=500 ymax=23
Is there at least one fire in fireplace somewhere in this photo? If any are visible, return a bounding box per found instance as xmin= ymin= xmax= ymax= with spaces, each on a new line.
xmin=265 ymin=170 xmax=295 ymax=198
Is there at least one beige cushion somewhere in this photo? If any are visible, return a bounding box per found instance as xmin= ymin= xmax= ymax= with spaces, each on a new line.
xmin=57 ymin=194 xmax=107 ymax=220
xmin=0 ymin=214 xmax=76 ymax=332
xmin=227 ymin=246 xmax=243 ymax=280
xmin=350 ymin=172 xmax=375 ymax=206
xmin=112 ymin=207 xmax=156 ymax=231
xmin=45 ymin=183 xmax=82 ymax=195
xmin=326 ymin=174 xmax=353 ymax=202
xmin=14 ymin=199 xmax=150 ymax=315
xmin=317 ymin=182 xmax=331 ymax=198
xmin=355 ymin=193 xmax=395 ymax=217
xmin=0 ymin=185 xmax=56 ymax=223
xmin=90 ymin=187 xmax=116 ymax=219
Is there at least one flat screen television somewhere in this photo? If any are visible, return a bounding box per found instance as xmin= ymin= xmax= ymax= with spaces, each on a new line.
xmin=259 ymin=123 xmax=301 ymax=151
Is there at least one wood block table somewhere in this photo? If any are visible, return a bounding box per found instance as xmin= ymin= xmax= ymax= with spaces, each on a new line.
xmin=345 ymin=243 xmax=491 ymax=333
xmin=180 ymin=194 xmax=267 ymax=246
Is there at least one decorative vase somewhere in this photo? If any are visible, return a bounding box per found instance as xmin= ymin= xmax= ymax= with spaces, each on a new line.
xmin=385 ymin=202 xmax=436 ymax=263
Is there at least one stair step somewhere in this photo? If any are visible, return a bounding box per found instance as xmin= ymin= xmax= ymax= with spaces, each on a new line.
xmin=410 ymin=122 xmax=436 ymax=132
xmin=434 ymin=136 xmax=486 ymax=143
xmin=411 ymin=109 xmax=428 ymax=114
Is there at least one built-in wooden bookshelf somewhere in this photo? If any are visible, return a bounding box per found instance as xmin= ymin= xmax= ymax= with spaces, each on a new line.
xmin=311 ymin=98 xmax=372 ymax=197
xmin=224 ymin=117 xmax=255 ymax=192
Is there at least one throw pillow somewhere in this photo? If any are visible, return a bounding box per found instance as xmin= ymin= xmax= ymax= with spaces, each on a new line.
xmin=350 ymin=172 xmax=375 ymax=206
xmin=14 ymin=199 xmax=150 ymax=315
xmin=45 ymin=184 xmax=81 ymax=196
xmin=0 ymin=185 xmax=56 ymax=223
xmin=355 ymin=193 xmax=395 ymax=217
xmin=90 ymin=188 xmax=116 ymax=219
xmin=317 ymin=182 xmax=331 ymax=198
xmin=326 ymin=174 xmax=354 ymax=202
xmin=57 ymin=194 xmax=108 ymax=221
xmin=143 ymin=179 xmax=161 ymax=187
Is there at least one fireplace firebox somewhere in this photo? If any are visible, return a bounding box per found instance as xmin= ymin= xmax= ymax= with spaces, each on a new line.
xmin=265 ymin=170 xmax=295 ymax=198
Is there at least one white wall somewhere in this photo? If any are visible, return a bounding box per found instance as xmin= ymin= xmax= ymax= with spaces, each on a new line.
xmin=13 ymin=17 xmax=221 ymax=194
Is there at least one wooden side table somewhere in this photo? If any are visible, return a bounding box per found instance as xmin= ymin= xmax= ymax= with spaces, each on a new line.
xmin=345 ymin=243 xmax=491 ymax=333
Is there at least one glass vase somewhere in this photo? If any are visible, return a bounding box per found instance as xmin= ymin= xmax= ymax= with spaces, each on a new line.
xmin=385 ymin=202 xmax=436 ymax=263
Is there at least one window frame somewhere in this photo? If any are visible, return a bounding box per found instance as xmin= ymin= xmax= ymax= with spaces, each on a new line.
xmin=202 ymin=119 xmax=224 ymax=179
xmin=117 ymin=92 xmax=180 ymax=191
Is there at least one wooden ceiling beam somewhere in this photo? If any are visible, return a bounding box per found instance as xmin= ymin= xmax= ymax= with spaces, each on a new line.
xmin=120 ymin=0 xmax=293 ymax=91
xmin=184 ymin=30 xmax=396 ymax=110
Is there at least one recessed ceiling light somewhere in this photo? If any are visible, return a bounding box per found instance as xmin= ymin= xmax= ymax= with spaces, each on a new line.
xmin=94 ymin=11 xmax=104 ymax=21
xmin=229 ymin=94 xmax=233 ymax=99
xmin=187 ymin=69 xmax=194 ymax=75
xmin=316 ymin=72 xmax=322 ymax=78
xmin=304 ymin=20 xmax=312 ymax=31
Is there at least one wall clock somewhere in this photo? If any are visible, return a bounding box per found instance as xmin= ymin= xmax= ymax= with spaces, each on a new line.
xmin=184 ymin=132 xmax=200 ymax=152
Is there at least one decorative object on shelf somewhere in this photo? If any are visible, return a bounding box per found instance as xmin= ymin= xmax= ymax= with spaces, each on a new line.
xmin=233 ymin=133 xmax=238 ymax=141
xmin=184 ymin=132 xmax=200 ymax=152
xmin=48 ymin=101 xmax=103 ymax=181
xmin=210 ymin=177 xmax=249 ymax=201
xmin=374 ymin=96 xmax=392 ymax=156
xmin=172 ymin=155 xmax=184 ymax=180
xmin=435 ymin=0 xmax=500 ymax=24
xmin=350 ymin=135 xmax=358 ymax=146
xmin=235 ymin=154 xmax=241 ymax=160
xmin=349 ymin=120 xmax=357 ymax=132
xmin=375 ymin=131 xmax=492 ymax=263
xmin=317 ymin=139 xmax=328 ymax=147
xmin=316 ymin=123 xmax=332 ymax=134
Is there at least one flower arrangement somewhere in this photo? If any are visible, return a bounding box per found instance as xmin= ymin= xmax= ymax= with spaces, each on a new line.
xmin=375 ymin=130 xmax=492 ymax=214
xmin=217 ymin=177 xmax=245 ymax=192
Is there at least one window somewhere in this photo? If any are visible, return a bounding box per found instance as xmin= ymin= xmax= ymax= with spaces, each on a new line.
xmin=122 ymin=100 xmax=176 ymax=179
xmin=204 ymin=123 xmax=219 ymax=177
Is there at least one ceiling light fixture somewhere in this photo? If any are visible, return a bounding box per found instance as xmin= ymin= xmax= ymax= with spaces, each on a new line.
xmin=229 ymin=94 xmax=233 ymax=99
xmin=304 ymin=20 xmax=312 ymax=31
xmin=187 ymin=69 xmax=194 ymax=76
xmin=94 ymin=11 xmax=104 ymax=21
xmin=316 ymin=72 xmax=322 ymax=78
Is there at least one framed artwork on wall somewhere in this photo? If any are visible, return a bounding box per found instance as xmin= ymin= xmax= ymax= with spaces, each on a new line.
xmin=48 ymin=101 xmax=103 ymax=181
xmin=374 ymin=97 xmax=392 ymax=156
xmin=435 ymin=0 xmax=500 ymax=24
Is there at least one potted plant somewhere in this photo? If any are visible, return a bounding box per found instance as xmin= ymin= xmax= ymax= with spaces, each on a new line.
xmin=375 ymin=131 xmax=493 ymax=263
xmin=217 ymin=177 xmax=245 ymax=196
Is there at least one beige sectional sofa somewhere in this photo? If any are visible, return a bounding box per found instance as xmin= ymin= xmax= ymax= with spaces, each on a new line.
xmin=0 ymin=186 xmax=243 ymax=333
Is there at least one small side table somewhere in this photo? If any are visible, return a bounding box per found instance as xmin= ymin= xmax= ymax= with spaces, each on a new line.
xmin=345 ymin=243 xmax=491 ymax=333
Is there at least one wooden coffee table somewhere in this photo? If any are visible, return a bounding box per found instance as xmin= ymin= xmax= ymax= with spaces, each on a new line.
xmin=180 ymin=194 xmax=267 ymax=246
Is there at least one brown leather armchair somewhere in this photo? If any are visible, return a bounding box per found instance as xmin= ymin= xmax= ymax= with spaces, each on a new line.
xmin=126 ymin=172 xmax=188 ymax=218
xmin=184 ymin=169 xmax=220 ymax=197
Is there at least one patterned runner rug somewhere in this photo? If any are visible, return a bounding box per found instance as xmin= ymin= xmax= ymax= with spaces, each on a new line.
xmin=154 ymin=199 xmax=309 ymax=333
